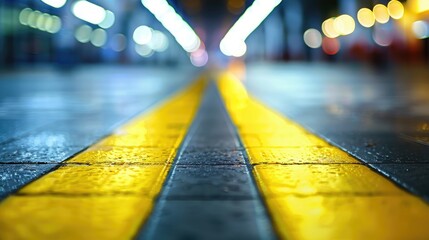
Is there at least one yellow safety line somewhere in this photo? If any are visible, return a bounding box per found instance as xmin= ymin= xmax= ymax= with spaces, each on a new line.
xmin=217 ymin=72 xmax=429 ymax=240
xmin=0 ymin=78 xmax=207 ymax=240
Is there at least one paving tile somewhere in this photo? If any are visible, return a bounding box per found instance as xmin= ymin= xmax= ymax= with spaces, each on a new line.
xmin=164 ymin=165 xmax=256 ymax=199
xmin=97 ymin=134 xmax=181 ymax=148
xmin=139 ymin=200 xmax=275 ymax=240
xmin=19 ymin=164 xmax=168 ymax=197
xmin=69 ymin=146 xmax=175 ymax=164
xmin=253 ymin=164 xmax=406 ymax=197
xmin=177 ymin=149 xmax=246 ymax=165
xmin=139 ymin=83 xmax=276 ymax=239
xmin=0 ymin=195 xmax=152 ymax=240
xmin=326 ymin=133 xmax=429 ymax=164
xmin=187 ymin=135 xmax=241 ymax=148
xmin=241 ymin=133 xmax=328 ymax=148
xmin=246 ymin=147 xmax=358 ymax=164
xmin=0 ymin=164 xmax=57 ymax=199
xmin=266 ymin=195 xmax=429 ymax=240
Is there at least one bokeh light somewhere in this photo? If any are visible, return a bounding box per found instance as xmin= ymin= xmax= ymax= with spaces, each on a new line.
xmin=149 ymin=31 xmax=169 ymax=52
xmin=357 ymin=8 xmax=375 ymax=28
xmin=334 ymin=14 xmax=355 ymax=36
xmin=303 ymin=29 xmax=322 ymax=48
xmin=387 ymin=0 xmax=404 ymax=20
xmin=111 ymin=34 xmax=127 ymax=52
xmin=19 ymin=8 xmax=62 ymax=33
xmin=74 ymin=25 xmax=92 ymax=43
xmin=190 ymin=49 xmax=209 ymax=67
xmin=322 ymin=37 xmax=340 ymax=55
xmin=90 ymin=28 xmax=107 ymax=47
xmin=373 ymin=4 xmax=390 ymax=24
xmin=135 ymin=44 xmax=153 ymax=57
xmin=412 ymin=21 xmax=429 ymax=39
xmin=373 ymin=26 xmax=393 ymax=46
xmin=99 ymin=10 xmax=115 ymax=29
xmin=322 ymin=18 xmax=339 ymax=38
xmin=133 ymin=26 xmax=153 ymax=45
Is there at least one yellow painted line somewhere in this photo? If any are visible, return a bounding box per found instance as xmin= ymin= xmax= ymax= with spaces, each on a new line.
xmin=0 ymin=78 xmax=206 ymax=240
xmin=217 ymin=73 xmax=429 ymax=240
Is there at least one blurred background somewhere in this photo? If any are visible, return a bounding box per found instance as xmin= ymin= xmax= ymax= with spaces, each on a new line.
xmin=1 ymin=0 xmax=428 ymax=68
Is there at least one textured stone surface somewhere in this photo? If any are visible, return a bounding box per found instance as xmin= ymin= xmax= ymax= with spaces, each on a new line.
xmin=140 ymin=83 xmax=275 ymax=239
xmin=0 ymin=164 xmax=57 ymax=199
xmin=245 ymin=63 xmax=429 ymax=201
xmin=0 ymin=66 xmax=196 ymax=197
xmin=165 ymin=165 xmax=256 ymax=199
xmin=139 ymin=200 xmax=275 ymax=240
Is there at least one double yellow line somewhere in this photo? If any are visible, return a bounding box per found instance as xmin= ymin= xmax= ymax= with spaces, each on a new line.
xmin=0 ymin=73 xmax=428 ymax=240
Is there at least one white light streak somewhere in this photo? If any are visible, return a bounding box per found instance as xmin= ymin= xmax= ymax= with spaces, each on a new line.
xmin=141 ymin=0 xmax=202 ymax=53
xmin=72 ymin=1 xmax=106 ymax=25
xmin=41 ymin=0 xmax=67 ymax=8
xmin=220 ymin=0 xmax=282 ymax=57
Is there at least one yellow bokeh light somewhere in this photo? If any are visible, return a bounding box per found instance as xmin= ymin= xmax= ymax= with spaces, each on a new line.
xmin=373 ymin=4 xmax=390 ymax=24
xmin=417 ymin=0 xmax=429 ymax=13
xmin=334 ymin=14 xmax=355 ymax=35
xmin=357 ymin=8 xmax=375 ymax=28
xmin=388 ymin=0 xmax=404 ymax=19
xmin=322 ymin=18 xmax=339 ymax=38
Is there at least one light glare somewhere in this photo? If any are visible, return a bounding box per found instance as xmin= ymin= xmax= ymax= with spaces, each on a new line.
xmin=75 ymin=25 xmax=92 ymax=43
xmin=220 ymin=0 xmax=282 ymax=57
xmin=387 ymin=0 xmax=404 ymax=20
xmin=72 ymin=1 xmax=106 ymax=25
xmin=303 ymin=29 xmax=322 ymax=49
xmin=412 ymin=21 xmax=429 ymax=39
xmin=373 ymin=4 xmax=390 ymax=24
xmin=99 ymin=10 xmax=115 ymax=29
xmin=322 ymin=18 xmax=339 ymax=38
xmin=334 ymin=14 xmax=355 ymax=35
xmin=133 ymin=26 xmax=153 ymax=45
xmin=141 ymin=0 xmax=202 ymax=53
xmin=90 ymin=28 xmax=107 ymax=47
xmin=19 ymin=8 xmax=62 ymax=34
xmin=41 ymin=0 xmax=67 ymax=8
xmin=357 ymin=8 xmax=375 ymax=28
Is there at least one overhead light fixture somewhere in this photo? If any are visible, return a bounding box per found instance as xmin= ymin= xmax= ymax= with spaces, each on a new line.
xmin=220 ymin=0 xmax=282 ymax=57
xmin=141 ymin=0 xmax=202 ymax=53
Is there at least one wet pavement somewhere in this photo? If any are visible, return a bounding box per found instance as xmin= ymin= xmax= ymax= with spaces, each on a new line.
xmin=0 ymin=63 xmax=428 ymax=239
xmin=244 ymin=62 xmax=429 ymax=201
xmin=0 ymin=66 xmax=196 ymax=199
xmin=140 ymin=83 xmax=275 ymax=240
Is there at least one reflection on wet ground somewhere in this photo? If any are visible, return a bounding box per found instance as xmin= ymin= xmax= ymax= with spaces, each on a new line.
xmin=245 ymin=62 xmax=429 ymax=201
xmin=0 ymin=65 xmax=196 ymax=198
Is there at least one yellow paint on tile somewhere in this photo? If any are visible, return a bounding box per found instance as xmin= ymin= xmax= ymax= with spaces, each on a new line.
xmin=19 ymin=165 xmax=168 ymax=197
xmin=268 ymin=196 xmax=429 ymax=240
xmin=217 ymin=72 xmax=429 ymax=240
xmin=69 ymin=146 xmax=175 ymax=164
xmin=254 ymin=164 xmax=406 ymax=197
xmin=0 ymin=78 xmax=206 ymax=240
xmin=97 ymin=134 xmax=181 ymax=148
xmin=0 ymin=196 xmax=152 ymax=240
xmin=247 ymin=147 xmax=356 ymax=164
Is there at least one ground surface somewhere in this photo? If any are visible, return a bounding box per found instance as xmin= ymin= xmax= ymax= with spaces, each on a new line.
xmin=0 ymin=63 xmax=428 ymax=239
